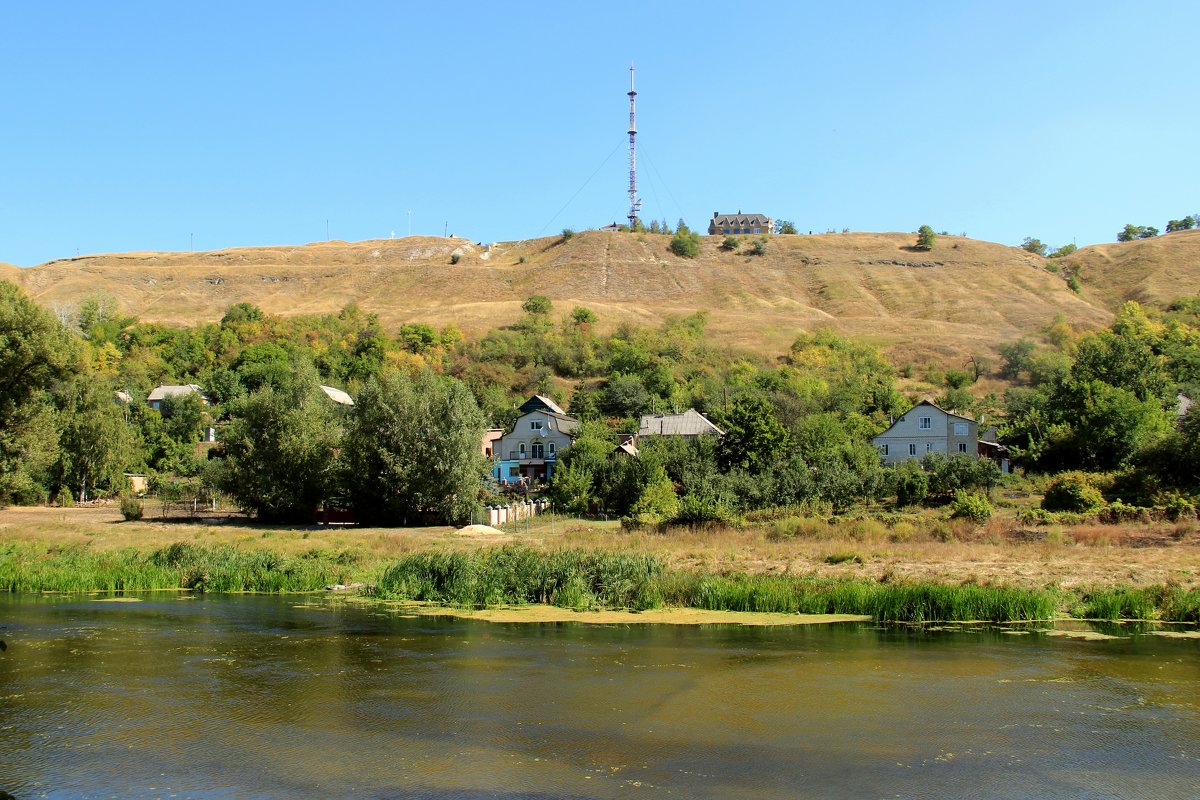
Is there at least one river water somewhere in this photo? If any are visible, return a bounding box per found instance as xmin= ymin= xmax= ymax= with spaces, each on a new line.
xmin=1 ymin=595 xmax=1197 ymax=799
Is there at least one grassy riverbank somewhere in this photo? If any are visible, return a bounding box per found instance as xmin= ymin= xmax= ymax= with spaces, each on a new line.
xmin=3 ymin=537 xmax=1198 ymax=623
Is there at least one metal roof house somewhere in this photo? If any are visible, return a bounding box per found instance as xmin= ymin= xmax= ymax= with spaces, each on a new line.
xmin=637 ymin=409 xmax=724 ymax=439
xmin=708 ymin=211 xmax=773 ymax=236
xmin=147 ymin=384 xmax=209 ymax=411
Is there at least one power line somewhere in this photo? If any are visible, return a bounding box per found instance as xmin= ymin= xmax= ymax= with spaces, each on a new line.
xmin=535 ymin=141 xmax=623 ymax=237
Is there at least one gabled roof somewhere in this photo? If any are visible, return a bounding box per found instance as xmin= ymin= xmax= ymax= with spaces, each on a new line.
xmin=147 ymin=384 xmax=206 ymax=402
xmin=638 ymin=409 xmax=724 ymax=437
xmin=519 ymin=394 xmax=566 ymax=415
xmin=614 ymin=441 xmax=639 ymax=458
xmin=711 ymin=212 xmax=771 ymax=227
xmin=874 ymin=399 xmax=974 ymax=438
xmin=319 ymin=385 xmax=354 ymax=406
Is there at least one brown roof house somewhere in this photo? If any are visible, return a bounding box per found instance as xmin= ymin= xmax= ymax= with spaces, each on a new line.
xmin=708 ymin=211 xmax=773 ymax=236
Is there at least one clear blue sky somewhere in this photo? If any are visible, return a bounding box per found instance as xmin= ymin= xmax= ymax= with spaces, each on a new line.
xmin=2 ymin=1 xmax=1197 ymax=266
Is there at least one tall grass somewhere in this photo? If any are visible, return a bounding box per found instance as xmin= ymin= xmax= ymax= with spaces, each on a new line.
xmin=0 ymin=541 xmax=349 ymax=593
xmin=4 ymin=541 xmax=1198 ymax=623
xmin=665 ymin=573 xmax=1058 ymax=622
xmin=373 ymin=547 xmax=665 ymax=610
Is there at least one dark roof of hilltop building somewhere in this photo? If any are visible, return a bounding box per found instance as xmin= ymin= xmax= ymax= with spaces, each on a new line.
xmin=711 ymin=212 xmax=771 ymax=227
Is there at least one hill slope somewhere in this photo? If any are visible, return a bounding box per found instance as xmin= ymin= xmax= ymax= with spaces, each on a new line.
xmin=7 ymin=231 xmax=1119 ymax=362
xmin=1065 ymin=228 xmax=1200 ymax=310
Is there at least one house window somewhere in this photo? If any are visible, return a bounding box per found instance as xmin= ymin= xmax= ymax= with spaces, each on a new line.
xmin=959 ymin=443 xmax=968 ymax=453
xmin=954 ymin=422 xmax=968 ymax=436
xmin=531 ymin=421 xmax=544 ymax=431
xmin=531 ymin=441 xmax=545 ymax=459
xmin=753 ymin=227 xmax=761 ymax=234
xmin=919 ymin=417 xmax=932 ymax=430
xmin=519 ymin=443 xmax=526 ymax=457
xmin=926 ymin=442 xmax=933 ymax=453
xmin=909 ymin=443 xmax=917 ymax=456
xmin=879 ymin=444 xmax=889 ymax=456
xmin=548 ymin=442 xmax=556 ymax=458
xmin=508 ymin=466 xmax=520 ymax=477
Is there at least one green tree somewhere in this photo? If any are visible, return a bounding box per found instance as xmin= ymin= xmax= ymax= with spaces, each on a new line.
xmin=1021 ymin=237 xmax=1048 ymax=256
xmin=715 ymin=395 xmax=789 ymax=474
xmin=776 ymin=220 xmax=798 ymax=235
xmin=998 ymin=338 xmax=1036 ymax=381
xmin=341 ymin=370 xmax=486 ymax=525
xmin=719 ymin=236 xmax=739 ymax=252
xmin=570 ymin=306 xmax=597 ymax=326
xmin=0 ymin=281 xmax=82 ymax=504
xmin=669 ymin=229 xmax=701 ymax=258
xmin=1048 ymin=243 xmax=1077 ymax=258
xmin=217 ymin=366 xmax=341 ymax=522
xmin=55 ymin=377 xmax=136 ymax=502
xmin=1165 ymin=216 xmax=1195 ymax=233
xmin=521 ymin=295 xmax=553 ymax=316
xmin=915 ymin=225 xmax=937 ymax=250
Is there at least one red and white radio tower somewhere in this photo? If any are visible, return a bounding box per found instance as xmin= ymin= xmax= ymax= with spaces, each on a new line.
xmin=627 ymin=64 xmax=641 ymax=228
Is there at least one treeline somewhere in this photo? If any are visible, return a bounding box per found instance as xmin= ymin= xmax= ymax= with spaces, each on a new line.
xmin=998 ymin=301 xmax=1200 ymax=508
xmin=4 ymin=276 xmax=1200 ymax=525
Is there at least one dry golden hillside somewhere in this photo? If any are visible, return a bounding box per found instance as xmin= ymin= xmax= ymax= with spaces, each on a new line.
xmin=1065 ymin=228 xmax=1200 ymax=310
xmin=6 ymin=231 xmax=1120 ymax=363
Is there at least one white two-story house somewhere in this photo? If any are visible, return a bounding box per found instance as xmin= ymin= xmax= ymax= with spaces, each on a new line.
xmin=872 ymin=400 xmax=978 ymax=466
xmin=492 ymin=395 xmax=579 ymax=484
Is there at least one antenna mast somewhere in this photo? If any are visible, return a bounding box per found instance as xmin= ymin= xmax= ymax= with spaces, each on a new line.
xmin=627 ymin=63 xmax=641 ymax=228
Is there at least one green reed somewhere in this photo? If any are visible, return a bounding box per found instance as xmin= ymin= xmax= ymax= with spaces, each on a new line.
xmin=0 ymin=541 xmax=347 ymax=593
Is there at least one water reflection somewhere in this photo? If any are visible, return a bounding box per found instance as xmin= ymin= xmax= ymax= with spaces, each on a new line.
xmin=1 ymin=595 xmax=1197 ymax=799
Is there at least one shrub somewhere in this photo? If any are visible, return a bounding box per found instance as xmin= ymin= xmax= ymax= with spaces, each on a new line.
xmin=449 ymin=253 xmax=461 ymax=265
xmin=1099 ymin=499 xmax=1152 ymax=524
xmin=561 ymin=228 xmax=575 ymax=241
xmin=1157 ymin=491 xmax=1196 ymax=521
xmin=824 ymin=551 xmax=864 ymax=565
xmin=669 ymin=230 xmax=701 ymax=258
xmin=894 ymin=462 xmax=928 ymax=507
xmin=674 ymin=493 xmax=735 ymax=525
xmin=720 ymin=236 xmax=739 ymax=252
xmin=120 ymin=496 xmax=144 ymax=521
xmin=1042 ymin=472 xmax=1105 ymax=513
xmin=747 ymin=239 xmax=768 ymax=256
xmin=950 ymin=490 xmax=993 ymax=523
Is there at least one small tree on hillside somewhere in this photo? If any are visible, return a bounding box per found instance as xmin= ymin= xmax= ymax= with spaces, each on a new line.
xmin=1166 ymin=216 xmax=1196 ymax=233
xmin=776 ymin=220 xmax=798 ymax=235
xmin=915 ymin=225 xmax=937 ymax=251
xmin=669 ymin=229 xmax=701 ymax=258
xmin=1048 ymin=243 xmax=1077 ymax=258
xmin=522 ymin=295 xmax=552 ymax=316
xmin=1021 ymin=237 xmax=1048 ymax=256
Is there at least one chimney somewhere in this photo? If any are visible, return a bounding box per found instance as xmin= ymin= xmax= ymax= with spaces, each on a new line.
xmin=713 ymin=211 xmax=718 ymax=218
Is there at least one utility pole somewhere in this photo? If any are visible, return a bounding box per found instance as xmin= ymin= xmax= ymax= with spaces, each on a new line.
xmin=408 ymin=210 xmax=412 ymax=237
xmin=627 ymin=63 xmax=641 ymax=229
xmin=326 ymin=219 xmax=330 ymax=241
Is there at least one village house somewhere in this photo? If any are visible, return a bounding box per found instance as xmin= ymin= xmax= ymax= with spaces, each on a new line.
xmin=637 ymin=409 xmax=724 ymax=439
xmin=492 ymin=395 xmax=579 ymax=484
xmin=708 ymin=211 xmax=773 ymax=236
xmin=872 ymin=400 xmax=978 ymax=466
xmin=147 ymin=384 xmax=209 ymax=412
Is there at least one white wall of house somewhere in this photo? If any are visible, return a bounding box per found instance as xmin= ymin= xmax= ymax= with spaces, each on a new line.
xmin=872 ymin=402 xmax=977 ymax=465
